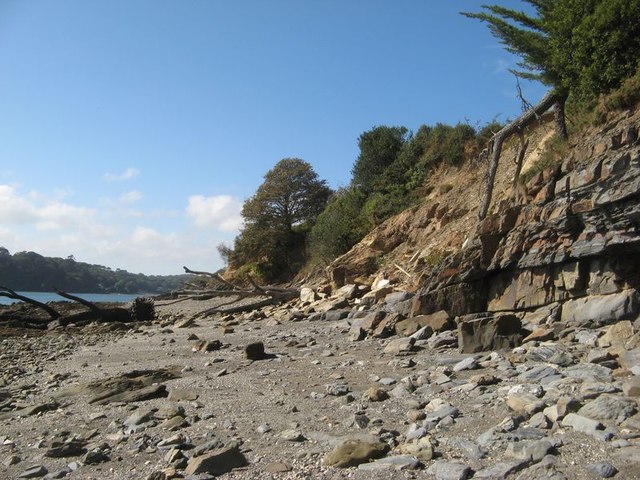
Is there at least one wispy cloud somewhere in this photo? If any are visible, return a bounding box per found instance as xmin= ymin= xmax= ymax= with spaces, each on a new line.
xmin=119 ymin=190 xmax=143 ymax=204
xmin=0 ymin=184 xmax=233 ymax=274
xmin=186 ymin=194 xmax=243 ymax=232
xmin=103 ymin=167 xmax=140 ymax=182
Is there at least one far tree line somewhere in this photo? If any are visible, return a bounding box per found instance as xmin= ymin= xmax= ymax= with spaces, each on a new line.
xmin=221 ymin=0 xmax=640 ymax=284
xmin=0 ymin=248 xmax=188 ymax=294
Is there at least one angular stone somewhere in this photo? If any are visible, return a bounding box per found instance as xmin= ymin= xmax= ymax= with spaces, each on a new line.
xmin=618 ymin=348 xmax=640 ymax=370
xmin=561 ymin=413 xmax=603 ymax=434
xmin=383 ymin=337 xmax=415 ymax=355
xmin=244 ymin=342 xmax=266 ymax=360
xmin=300 ymin=287 xmax=318 ymax=303
xmin=474 ymin=460 xmax=527 ymax=479
xmin=426 ymin=460 xmax=472 ymax=480
xmin=505 ymin=439 xmax=552 ymax=463
xmin=623 ymin=377 xmax=640 ymax=397
xmin=17 ymin=465 xmax=48 ymax=478
xmin=183 ymin=445 xmax=247 ymax=476
xmin=458 ymin=314 xmax=525 ymax=353
xmin=453 ymin=356 xmax=479 ymax=372
xmin=599 ymin=320 xmax=634 ymax=347
xmin=506 ymin=392 xmax=545 ymax=416
xmin=560 ymin=290 xmax=639 ymax=327
xmin=578 ymin=394 xmax=637 ymax=423
xmin=323 ymin=440 xmax=389 ymax=468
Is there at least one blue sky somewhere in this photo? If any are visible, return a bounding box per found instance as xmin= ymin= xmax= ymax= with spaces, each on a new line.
xmin=0 ymin=0 xmax=546 ymax=275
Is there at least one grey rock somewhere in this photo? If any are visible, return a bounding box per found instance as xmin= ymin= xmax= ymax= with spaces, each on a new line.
xmin=560 ymin=290 xmax=639 ymax=327
xmin=426 ymin=460 xmax=472 ymax=480
xmin=474 ymin=460 xmax=527 ymax=479
xmin=192 ymin=439 xmax=225 ymax=457
xmin=561 ymin=413 xmax=603 ymax=435
xmin=325 ymin=383 xmax=350 ymax=396
xmin=586 ymin=462 xmax=618 ymax=478
xmin=124 ymin=407 xmax=156 ymax=426
xmin=453 ymin=356 xmax=478 ymax=372
xmin=563 ymin=363 xmax=612 ymax=382
xmin=357 ymin=455 xmax=421 ymax=471
xmin=18 ymin=466 xmax=48 ymax=478
xmin=449 ymin=437 xmax=486 ymax=460
xmin=517 ymin=365 xmax=560 ymax=383
xmin=578 ymin=394 xmax=637 ymax=423
xmin=505 ymin=439 xmax=552 ymax=463
xmin=279 ymin=429 xmax=305 ymax=441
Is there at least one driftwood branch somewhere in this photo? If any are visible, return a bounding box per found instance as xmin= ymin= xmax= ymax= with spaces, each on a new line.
xmin=478 ymin=89 xmax=559 ymax=220
xmin=175 ymin=269 xmax=300 ymax=320
xmin=0 ymin=286 xmax=61 ymax=319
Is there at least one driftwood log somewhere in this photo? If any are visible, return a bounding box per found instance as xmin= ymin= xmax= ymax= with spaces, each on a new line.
xmin=175 ymin=266 xmax=300 ymax=319
xmin=0 ymin=287 xmax=154 ymax=328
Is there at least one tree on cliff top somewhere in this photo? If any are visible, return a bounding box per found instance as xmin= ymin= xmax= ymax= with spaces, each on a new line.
xmin=230 ymin=158 xmax=331 ymax=281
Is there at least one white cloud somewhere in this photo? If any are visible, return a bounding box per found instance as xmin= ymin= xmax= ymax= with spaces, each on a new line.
xmin=119 ymin=190 xmax=143 ymax=204
xmin=103 ymin=167 xmax=140 ymax=182
xmin=186 ymin=194 xmax=243 ymax=232
xmin=0 ymin=184 xmax=233 ymax=275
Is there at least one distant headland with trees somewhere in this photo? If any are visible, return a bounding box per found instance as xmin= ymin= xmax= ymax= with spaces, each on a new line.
xmin=0 ymin=247 xmax=188 ymax=294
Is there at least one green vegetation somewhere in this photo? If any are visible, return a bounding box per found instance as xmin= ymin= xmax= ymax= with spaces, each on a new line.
xmin=463 ymin=0 xmax=640 ymax=134
xmin=228 ymin=158 xmax=331 ymax=282
xmin=222 ymin=1 xmax=640 ymax=281
xmin=308 ymin=122 xmax=481 ymax=265
xmin=0 ymin=248 xmax=187 ymax=293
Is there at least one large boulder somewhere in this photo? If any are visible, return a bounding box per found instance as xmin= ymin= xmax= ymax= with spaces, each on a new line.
xmin=458 ymin=314 xmax=526 ymax=353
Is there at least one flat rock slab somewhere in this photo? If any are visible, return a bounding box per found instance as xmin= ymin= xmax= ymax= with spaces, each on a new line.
xmin=184 ymin=445 xmax=247 ymax=476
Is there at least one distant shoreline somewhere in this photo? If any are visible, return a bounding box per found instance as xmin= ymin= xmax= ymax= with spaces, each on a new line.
xmin=0 ymin=291 xmax=148 ymax=306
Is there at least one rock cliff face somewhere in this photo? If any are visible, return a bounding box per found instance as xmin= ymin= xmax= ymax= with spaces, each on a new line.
xmin=328 ymin=107 xmax=640 ymax=351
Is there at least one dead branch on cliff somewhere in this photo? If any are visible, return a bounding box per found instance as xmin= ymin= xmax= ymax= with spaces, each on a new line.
xmin=477 ymin=89 xmax=567 ymax=220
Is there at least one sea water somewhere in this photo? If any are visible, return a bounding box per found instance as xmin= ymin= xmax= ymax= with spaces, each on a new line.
xmin=0 ymin=291 xmax=145 ymax=305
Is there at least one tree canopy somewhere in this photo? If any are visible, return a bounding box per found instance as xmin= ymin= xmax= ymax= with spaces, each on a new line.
xmin=230 ymin=158 xmax=331 ymax=281
xmin=0 ymin=249 xmax=187 ymax=294
xmin=463 ymin=0 xmax=640 ymax=101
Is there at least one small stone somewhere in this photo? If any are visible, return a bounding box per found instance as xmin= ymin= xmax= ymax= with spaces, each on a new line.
xmin=279 ymin=429 xmax=305 ymax=441
xmin=586 ymin=462 xmax=618 ymax=478
xmin=264 ymin=462 xmax=291 ymax=473
xmin=323 ymin=440 xmax=389 ymax=468
xmin=363 ymin=387 xmax=389 ymax=402
xmin=426 ymin=460 xmax=472 ymax=480
xmin=562 ymin=413 xmax=603 ymax=435
xmin=383 ymin=337 xmax=415 ymax=355
xmin=453 ymin=356 xmax=478 ymax=372
xmin=326 ymin=383 xmax=350 ymax=396
xmin=244 ymin=342 xmax=266 ymax=360
xmin=505 ymin=439 xmax=552 ymax=463
xmin=18 ymin=465 xmax=48 ymax=478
